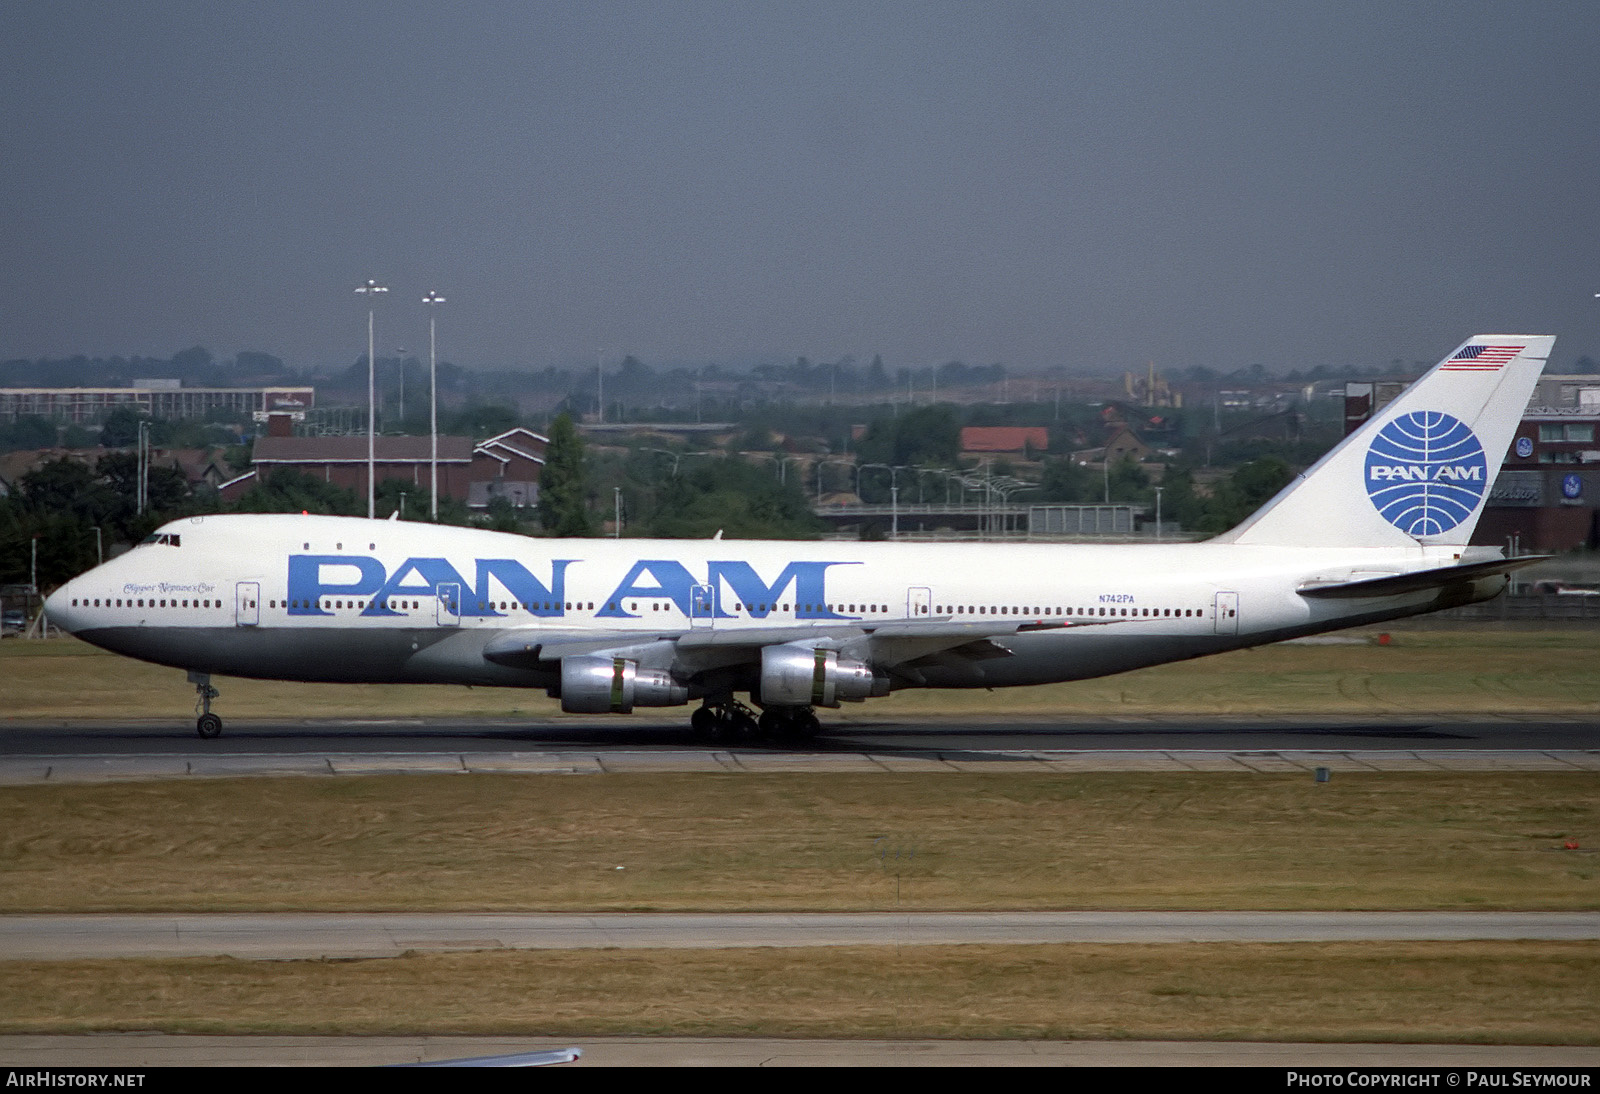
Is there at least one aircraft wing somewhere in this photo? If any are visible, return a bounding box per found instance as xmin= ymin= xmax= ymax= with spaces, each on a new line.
xmin=481 ymin=616 xmax=1117 ymax=671
xmin=481 ymin=629 xmax=669 ymax=666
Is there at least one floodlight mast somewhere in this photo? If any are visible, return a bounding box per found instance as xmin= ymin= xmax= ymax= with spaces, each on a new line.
xmin=423 ymin=291 xmax=446 ymax=520
xmin=355 ymin=279 xmax=389 ymax=519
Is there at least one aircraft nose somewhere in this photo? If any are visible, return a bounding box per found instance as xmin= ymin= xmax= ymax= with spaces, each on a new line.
xmin=43 ymin=582 xmax=74 ymax=634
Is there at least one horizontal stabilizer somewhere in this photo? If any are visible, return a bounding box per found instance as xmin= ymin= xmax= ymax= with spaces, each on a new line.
xmin=1297 ymin=556 xmax=1549 ymax=599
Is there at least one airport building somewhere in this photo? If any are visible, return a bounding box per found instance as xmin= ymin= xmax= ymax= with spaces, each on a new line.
xmin=0 ymin=381 xmax=315 ymax=423
xmin=1477 ymin=376 xmax=1600 ymax=553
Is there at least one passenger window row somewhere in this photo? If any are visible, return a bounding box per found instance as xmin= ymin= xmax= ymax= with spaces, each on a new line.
xmin=72 ymin=597 xmax=220 ymax=609
xmin=933 ymin=604 xmax=1203 ymax=618
xmin=71 ymin=596 xmax=1208 ymax=621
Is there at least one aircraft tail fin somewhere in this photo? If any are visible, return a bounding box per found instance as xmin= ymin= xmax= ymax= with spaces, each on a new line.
xmin=1214 ymin=335 xmax=1552 ymax=549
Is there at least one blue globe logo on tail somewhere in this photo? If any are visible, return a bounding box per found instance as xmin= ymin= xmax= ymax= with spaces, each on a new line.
xmin=1363 ymin=412 xmax=1488 ymax=536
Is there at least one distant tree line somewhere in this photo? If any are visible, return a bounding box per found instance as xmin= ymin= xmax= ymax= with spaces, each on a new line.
xmin=0 ymin=454 xmax=197 ymax=590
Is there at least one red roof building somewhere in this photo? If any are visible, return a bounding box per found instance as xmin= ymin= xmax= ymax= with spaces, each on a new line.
xmin=959 ymin=426 xmax=1050 ymax=455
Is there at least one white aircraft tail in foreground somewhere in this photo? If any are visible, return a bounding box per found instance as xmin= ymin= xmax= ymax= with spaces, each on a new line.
xmin=1218 ymin=338 xmax=1543 ymax=550
xmin=46 ymin=335 xmax=1552 ymax=739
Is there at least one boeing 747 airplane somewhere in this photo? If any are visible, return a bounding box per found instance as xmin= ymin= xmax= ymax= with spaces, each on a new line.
xmin=45 ymin=335 xmax=1553 ymax=739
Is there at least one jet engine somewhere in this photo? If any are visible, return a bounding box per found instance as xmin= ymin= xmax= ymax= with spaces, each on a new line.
xmin=759 ymin=644 xmax=880 ymax=708
xmin=559 ymin=655 xmax=688 ymax=713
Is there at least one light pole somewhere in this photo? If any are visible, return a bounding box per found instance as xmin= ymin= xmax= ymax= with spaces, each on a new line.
xmin=396 ymin=346 xmax=406 ymax=425
xmin=858 ymin=463 xmax=897 ymax=503
xmin=816 ymin=459 xmax=855 ymax=504
xmin=136 ymin=419 xmax=151 ymax=516
xmin=990 ymin=478 xmax=1037 ymax=537
xmin=423 ymin=291 xmax=445 ymax=520
xmin=1154 ymin=486 xmax=1164 ymax=541
xmin=355 ymin=278 xmax=389 ymax=519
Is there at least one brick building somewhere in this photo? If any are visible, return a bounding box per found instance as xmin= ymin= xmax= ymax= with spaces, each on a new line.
xmin=959 ymin=426 xmax=1050 ymax=455
xmin=218 ymin=427 xmax=548 ymax=510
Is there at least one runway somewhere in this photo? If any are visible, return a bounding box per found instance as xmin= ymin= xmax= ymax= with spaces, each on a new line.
xmin=5 ymin=911 xmax=1599 ymax=960
xmin=4 ymin=716 xmax=1597 ymax=1069
xmin=2 ymin=714 xmax=1597 ymax=782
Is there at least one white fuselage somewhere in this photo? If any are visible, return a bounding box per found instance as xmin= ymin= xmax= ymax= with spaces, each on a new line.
xmin=45 ymin=513 xmax=1500 ymax=696
xmin=39 ymin=332 xmax=1549 ymax=729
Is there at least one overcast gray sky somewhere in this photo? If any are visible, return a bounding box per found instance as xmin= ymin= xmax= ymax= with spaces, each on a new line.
xmin=4 ymin=1 xmax=1598 ymax=376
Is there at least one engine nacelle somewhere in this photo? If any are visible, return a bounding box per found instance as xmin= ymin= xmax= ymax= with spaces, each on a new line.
xmin=560 ymin=655 xmax=688 ymax=713
xmin=760 ymin=645 xmax=877 ymax=708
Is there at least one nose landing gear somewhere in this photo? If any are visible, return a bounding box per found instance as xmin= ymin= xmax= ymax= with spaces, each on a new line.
xmin=189 ymin=670 xmax=222 ymax=739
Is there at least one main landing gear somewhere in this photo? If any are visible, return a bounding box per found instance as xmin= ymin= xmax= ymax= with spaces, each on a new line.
xmin=690 ymin=699 xmax=820 ymax=742
xmin=690 ymin=699 xmax=754 ymax=741
xmin=190 ymin=671 xmax=222 ymax=739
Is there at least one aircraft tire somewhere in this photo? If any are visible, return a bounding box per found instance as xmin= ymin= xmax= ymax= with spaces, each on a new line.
xmin=772 ymin=709 xmax=819 ymax=740
xmin=706 ymin=712 xmax=737 ymax=743
xmin=196 ymin=714 xmax=223 ymax=739
xmin=690 ymin=706 xmax=717 ymax=737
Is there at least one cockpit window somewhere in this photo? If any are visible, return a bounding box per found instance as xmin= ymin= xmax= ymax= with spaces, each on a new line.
xmin=139 ymin=533 xmax=181 ymax=547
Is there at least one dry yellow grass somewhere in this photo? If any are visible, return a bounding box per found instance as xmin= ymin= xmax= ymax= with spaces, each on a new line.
xmin=4 ymin=631 xmax=1597 ymax=1043
xmin=2 ymin=773 xmax=1596 ymax=913
xmin=3 ymin=942 xmax=1596 ymax=1042
xmin=4 ymin=628 xmax=1599 ymax=720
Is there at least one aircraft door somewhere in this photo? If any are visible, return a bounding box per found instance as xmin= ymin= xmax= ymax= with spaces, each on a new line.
xmin=234 ymin=582 xmax=260 ymax=627
xmin=907 ymin=586 xmax=932 ymax=618
xmin=689 ymin=583 xmax=715 ymax=629
xmin=1214 ymin=591 xmax=1239 ymax=635
xmin=436 ymin=582 xmax=461 ymax=627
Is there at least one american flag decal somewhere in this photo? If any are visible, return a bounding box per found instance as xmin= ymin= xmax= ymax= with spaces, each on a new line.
xmin=1441 ymin=344 xmax=1522 ymax=371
